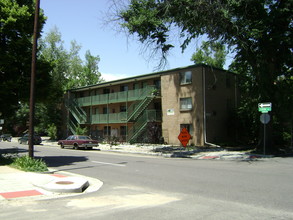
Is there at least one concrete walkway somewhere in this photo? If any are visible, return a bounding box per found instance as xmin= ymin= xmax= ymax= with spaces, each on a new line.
xmin=0 ymin=166 xmax=103 ymax=201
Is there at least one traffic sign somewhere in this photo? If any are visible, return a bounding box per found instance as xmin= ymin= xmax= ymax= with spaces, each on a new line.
xmin=178 ymin=127 xmax=191 ymax=147
xmin=260 ymin=113 xmax=270 ymax=124
xmin=258 ymin=102 xmax=272 ymax=113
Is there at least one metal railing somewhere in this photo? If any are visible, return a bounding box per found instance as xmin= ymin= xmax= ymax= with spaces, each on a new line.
xmin=127 ymin=86 xmax=156 ymax=121
xmin=76 ymin=86 xmax=156 ymax=106
xmin=68 ymin=120 xmax=77 ymax=134
xmin=91 ymin=112 xmax=127 ymax=124
xmin=127 ymin=110 xmax=162 ymax=142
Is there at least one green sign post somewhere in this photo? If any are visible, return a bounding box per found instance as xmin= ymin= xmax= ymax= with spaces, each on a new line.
xmin=258 ymin=102 xmax=272 ymax=155
xmin=258 ymin=102 xmax=272 ymax=113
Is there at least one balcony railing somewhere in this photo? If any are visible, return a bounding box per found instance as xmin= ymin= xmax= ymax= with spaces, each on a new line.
xmin=75 ymin=86 xmax=156 ymax=106
xmin=91 ymin=112 xmax=127 ymax=124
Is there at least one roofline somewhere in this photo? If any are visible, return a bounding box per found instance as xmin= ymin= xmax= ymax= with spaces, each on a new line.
xmin=68 ymin=63 xmax=235 ymax=92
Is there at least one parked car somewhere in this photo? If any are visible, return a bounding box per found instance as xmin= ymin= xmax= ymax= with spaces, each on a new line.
xmin=58 ymin=135 xmax=99 ymax=150
xmin=18 ymin=134 xmax=42 ymax=145
xmin=0 ymin=134 xmax=12 ymax=142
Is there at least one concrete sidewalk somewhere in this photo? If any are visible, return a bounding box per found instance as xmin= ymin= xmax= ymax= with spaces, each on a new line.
xmin=12 ymin=137 xmax=271 ymax=161
xmin=0 ymin=166 xmax=103 ymax=201
xmin=41 ymin=138 xmax=269 ymax=160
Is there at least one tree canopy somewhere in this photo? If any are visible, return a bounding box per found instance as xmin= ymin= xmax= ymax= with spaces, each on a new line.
xmin=39 ymin=27 xmax=104 ymax=91
xmin=190 ymin=41 xmax=227 ymax=68
xmin=116 ymin=0 xmax=293 ymax=150
xmin=0 ymin=0 xmax=47 ymax=118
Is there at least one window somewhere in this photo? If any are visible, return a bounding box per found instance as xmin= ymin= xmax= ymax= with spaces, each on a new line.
xmin=180 ymin=71 xmax=192 ymax=85
xmin=120 ymin=85 xmax=129 ymax=92
xmin=103 ymin=107 xmax=108 ymax=114
xmin=103 ymin=88 xmax=110 ymax=94
xmin=180 ymin=124 xmax=193 ymax=134
xmin=133 ymin=83 xmax=139 ymax=90
xmin=154 ymin=79 xmax=161 ymax=89
xmin=180 ymin=97 xmax=192 ymax=111
xmin=141 ymin=82 xmax=147 ymax=88
xmin=120 ymin=126 xmax=127 ymax=136
xmin=120 ymin=105 xmax=126 ymax=112
xmin=103 ymin=126 xmax=111 ymax=136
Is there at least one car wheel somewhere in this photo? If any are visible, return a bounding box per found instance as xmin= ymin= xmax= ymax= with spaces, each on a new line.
xmin=73 ymin=144 xmax=79 ymax=150
xmin=60 ymin=143 xmax=64 ymax=149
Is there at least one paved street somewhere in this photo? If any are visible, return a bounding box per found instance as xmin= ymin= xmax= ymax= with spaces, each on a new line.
xmin=1 ymin=141 xmax=293 ymax=219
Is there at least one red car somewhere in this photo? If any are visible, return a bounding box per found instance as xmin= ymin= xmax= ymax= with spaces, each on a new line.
xmin=58 ymin=135 xmax=99 ymax=150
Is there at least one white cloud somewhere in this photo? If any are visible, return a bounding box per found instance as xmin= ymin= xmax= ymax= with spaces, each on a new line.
xmin=101 ymin=72 xmax=130 ymax=82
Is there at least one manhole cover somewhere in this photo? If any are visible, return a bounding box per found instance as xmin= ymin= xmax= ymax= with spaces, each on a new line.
xmin=55 ymin=181 xmax=74 ymax=185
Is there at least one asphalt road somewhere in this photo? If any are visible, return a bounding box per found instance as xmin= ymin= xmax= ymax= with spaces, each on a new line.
xmin=1 ymin=142 xmax=293 ymax=219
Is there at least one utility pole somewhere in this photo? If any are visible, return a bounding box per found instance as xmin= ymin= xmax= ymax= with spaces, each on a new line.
xmin=29 ymin=0 xmax=40 ymax=158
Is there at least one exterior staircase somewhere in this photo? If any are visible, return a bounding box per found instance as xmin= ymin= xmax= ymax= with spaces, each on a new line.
xmin=127 ymin=110 xmax=161 ymax=143
xmin=68 ymin=99 xmax=87 ymax=124
xmin=67 ymin=99 xmax=87 ymax=134
xmin=126 ymin=86 xmax=161 ymax=143
xmin=68 ymin=120 xmax=77 ymax=134
xmin=127 ymin=96 xmax=155 ymax=122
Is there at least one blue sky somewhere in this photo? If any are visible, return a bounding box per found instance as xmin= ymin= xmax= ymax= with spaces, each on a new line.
xmin=41 ymin=0 xmax=199 ymax=81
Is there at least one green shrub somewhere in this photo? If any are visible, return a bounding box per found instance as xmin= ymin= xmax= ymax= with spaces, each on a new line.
xmin=47 ymin=123 xmax=57 ymax=140
xmin=11 ymin=155 xmax=48 ymax=172
xmin=76 ymin=125 xmax=88 ymax=135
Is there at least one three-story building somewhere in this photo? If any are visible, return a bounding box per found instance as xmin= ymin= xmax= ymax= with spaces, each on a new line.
xmin=64 ymin=64 xmax=239 ymax=146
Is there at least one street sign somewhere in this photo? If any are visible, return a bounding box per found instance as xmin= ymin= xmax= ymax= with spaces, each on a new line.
xmin=260 ymin=113 xmax=270 ymax=124
xmin=178 ymin=127 xmax=191 ymax=147
xmin=258 ymin=102 xmax=272 ymax=113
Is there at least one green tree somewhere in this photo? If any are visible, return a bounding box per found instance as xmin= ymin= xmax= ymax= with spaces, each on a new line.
xmin=31 ymin=28 xmax=104 ymax=136
xmin=116 ymin=0 xmax=293 ymax=152
xmin=0 ymin=0 xmax=47 ymax=120
xmin=83 ymin=50 xmax=104 ymax=85
xmin=40 ymin=28 xmax=104 ymax=90
xmin=39 ymin=26 xmax=69 ymax=93
xmin=65 ymin=40 xmax=83 ymax=89
xmin=191 ymin=41 xmax=227 ymax=69
xmin=66 ymin=44 xmax=104 ymax=89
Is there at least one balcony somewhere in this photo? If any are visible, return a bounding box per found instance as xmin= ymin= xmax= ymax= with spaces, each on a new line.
xmin=75 ymin=86 xmax=156 ymax=107
xmin=91 ymin=112 xmax=127 ymax=124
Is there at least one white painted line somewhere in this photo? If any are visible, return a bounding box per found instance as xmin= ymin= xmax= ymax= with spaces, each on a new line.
xmin=92 ymin=161 xmax=126 ymax=167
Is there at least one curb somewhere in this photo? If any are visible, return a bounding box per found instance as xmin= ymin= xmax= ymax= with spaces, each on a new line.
xmin=26 ymin=169 xmax=103 ymax=199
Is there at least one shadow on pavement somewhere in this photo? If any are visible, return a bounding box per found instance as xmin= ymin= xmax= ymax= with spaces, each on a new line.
xmin=0 ymin=147 xmax=28 ymax=155
xmin=39 ymin=156 xmax=89 ymax=167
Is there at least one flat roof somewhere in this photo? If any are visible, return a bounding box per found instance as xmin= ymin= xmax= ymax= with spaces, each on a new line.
xmin=69 ymin=64 xmax=234 ymax=92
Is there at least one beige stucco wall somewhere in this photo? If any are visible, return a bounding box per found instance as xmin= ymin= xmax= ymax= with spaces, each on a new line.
xmin=161 ymin=67 xmax=204 ymax=146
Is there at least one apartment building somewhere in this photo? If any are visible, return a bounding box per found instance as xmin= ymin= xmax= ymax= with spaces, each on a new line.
xmin=65 ymin=64 xmax=239 ymax=146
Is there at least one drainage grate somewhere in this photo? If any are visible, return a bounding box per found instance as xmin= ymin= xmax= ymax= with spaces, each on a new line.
xmin=55 ymin=181 xmax=74 ymax=185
